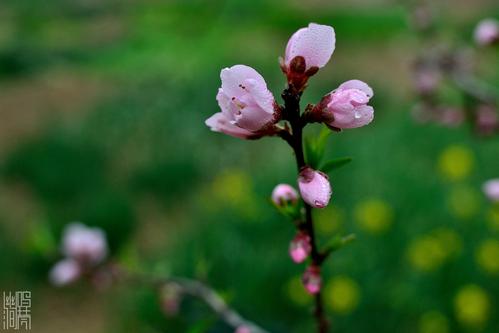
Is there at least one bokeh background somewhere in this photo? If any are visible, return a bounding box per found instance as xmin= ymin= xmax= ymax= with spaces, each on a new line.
xmin=0 ymin=0 xmax=498 ymax=332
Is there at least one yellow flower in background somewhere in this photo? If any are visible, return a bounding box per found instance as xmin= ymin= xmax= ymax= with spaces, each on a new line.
xmin=438 ymin=145 xmax=474 ymax=181
xmin=419 ymin=311 xmax=450 ymax=333
xmin=454 ymin=285 xmax=490 ymax=328
xmin=407 ymin=228 xmax=461 ymax=272
xmin=354 ymin=199 xmax=394 ymax=234
xmin=475 ymin=239 xmax=499 ymax=274
xmin=315 ymin=205 xmax=344 ymax=235
xmin=408 ymin=236 xmax=446 ymax=272
xmin=432 ymin=228 xmax=462 ymax=257
xmin=447 ymin=185 xmax=480 ymax=220
xmin=203 ymin=169 xmax=259 ymax=218
xmin=286 ymin=276 xmax=311 ymax=306
xmin=487 ymin=206 xmax=499 ymax=231
xmin=324 ymin=276 xmax=360 ymax=315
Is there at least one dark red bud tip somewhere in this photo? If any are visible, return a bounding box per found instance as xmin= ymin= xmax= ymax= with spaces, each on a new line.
xmin=305 ymin=66 xmax=319 ymax=77
xmin=289 ymin=56 xmax=306 ymax=74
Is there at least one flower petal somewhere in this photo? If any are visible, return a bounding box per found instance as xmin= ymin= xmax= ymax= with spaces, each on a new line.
xmin=285 ymin=23 xmax=335 ymax=69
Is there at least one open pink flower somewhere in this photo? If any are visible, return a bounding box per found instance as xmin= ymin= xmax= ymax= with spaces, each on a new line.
xmin=206 ymin=65 xmax=280 ymax=139
xmin=474 ymin=18 xmax=499 ymax=46
xmin=289 ymin=231 xmax=312 ymax=263
xmin=62 ymin=223 xmax=108 ymax=265
xmin=49 ymin=258 xmax=81 ymax=286
xmin=298 ymin=167 xmax=332 ymax=208
xmin=285 ymin=23 xmax=335 ymax=72
xmin=483 ymin=179 xmax=499 ymax=202
xmin=272 ymin=183 xmax=299 ymax=206
xmin=302 ymin=265 xmax=321 ymax=294
xmin=312 ymin=80 xmax=374 ymax=129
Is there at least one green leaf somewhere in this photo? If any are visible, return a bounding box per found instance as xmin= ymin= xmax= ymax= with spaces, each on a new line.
xmin=324 ymin=234 xmax=356 ymax=254
xmin=321 ymin=157 xmax=352 ymax=173
xmin=304 ymin=126 xmax=331 ymax=168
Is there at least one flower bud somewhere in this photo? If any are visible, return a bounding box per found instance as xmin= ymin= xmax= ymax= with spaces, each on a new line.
xmin=285 ymin=23 xmax=335 ymax=72
xmin=474 ymin=18 xmax=499 ymax=46
xmin=312 ymin=80 xmax=374 ymax=130
xmin=62 ymin=223 xmax=108 ymax=265
xmin=302 ymin=265 xmax=321 ymax=294
xmin=282 ymin=23 xmax=335 ymax=90
xmin=49 ymin=259 xmax=81 ymax=286
xmin=206 ymin=65 xmax=280 ymax=139
xmin=271 ymin=184 xmax=299 ymax=206
xmin=289 ymin=231 xmax=312 ymax=263
xmin=483 ymin=179 xmax=499 ymax=202
xmin=298 ymin=167 xmax=332 ymax=208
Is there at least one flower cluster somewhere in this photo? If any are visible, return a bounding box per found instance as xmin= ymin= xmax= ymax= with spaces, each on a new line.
xmin=49 ymin=222 xmax=108 ymax=286
xmin=206 ymin=22 xmax=374 ymax=303
xmin=206 ymin=23 xmax=374 ymax=140
xmin=410 ymin=9 xmax=499 ymax=135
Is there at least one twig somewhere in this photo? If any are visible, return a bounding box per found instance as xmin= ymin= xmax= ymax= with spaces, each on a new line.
xmin=113 ymin=265 xmax=271 ymax=333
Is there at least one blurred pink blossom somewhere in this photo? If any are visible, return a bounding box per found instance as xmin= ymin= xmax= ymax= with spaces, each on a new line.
xmin=475 ymin=105 xmax=498 ymax=135
xmin=206 ymin=65 xmax=279 ymax=139
xmin=298 ymin=167 xmax=332 ymax=208
xmin=49 ymin=259 xmax=81 ymax=286
xmin=474 ymin=18 xmax=499 ymax=46
xmin=313 ymin=80 xmax=374 ymax=129
xmin=302 ymin=265 xmax=321 ymax=294
xmin=62 ymin=222 xmax=108 ymax=264
xmin=235 ymin=326 xmax=252 ymax=333
xmin=483 ymin=179 xmax=499 ymax=202
xmin=289 ymin=231 xmax=312 ymax=263
xmin=271 ymin=184 xmax=299 ymax=206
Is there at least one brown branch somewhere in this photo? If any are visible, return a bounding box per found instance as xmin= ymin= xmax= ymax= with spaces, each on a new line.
xmin=113 ymin=265 xmax=270 ymax=333
xmin=281 ymin=87 xmax=330 ymax=333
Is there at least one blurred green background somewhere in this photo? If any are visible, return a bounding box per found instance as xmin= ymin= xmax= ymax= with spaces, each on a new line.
xmin=0 ymin=0 xmax=498 ymax=332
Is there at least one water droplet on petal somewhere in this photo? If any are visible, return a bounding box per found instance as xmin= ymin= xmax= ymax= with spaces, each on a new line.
xmin=354 ymin=111 xmax=362 ymax=119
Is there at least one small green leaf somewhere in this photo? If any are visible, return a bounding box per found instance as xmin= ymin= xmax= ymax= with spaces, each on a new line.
xmin=324 ymin=234 xmax=356 ymax=254
xmin=321 ymin=157 xmax=352 ymax=173
xmin=305 ymin=126 xmax=332 ymax=168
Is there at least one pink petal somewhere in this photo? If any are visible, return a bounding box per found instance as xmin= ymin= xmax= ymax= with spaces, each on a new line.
xmin=285 ymin=23 xmax=335 ymax=69
xmin=338 ymin=80 xmax=374 ymax=98
xmin=205 ymin=113 xmax=258 ymax=139
xmin=220 ymin=65 xmax=267 ymax=98
xmin=49 ymin=259 xmax=81 ymax=286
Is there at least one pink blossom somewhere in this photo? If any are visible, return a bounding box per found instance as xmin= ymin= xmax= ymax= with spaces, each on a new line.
xmin=313 ymin=80 xmax=374 ymax=129
xmin=271 ymin=184 xmax=299 ymax=206
xmin=49 ymin=259 xmax=81 ymax=286
xmin=298 ymin=167 xmax=332 ymax=208
xmin=483 ymin=179 xmax=499 ymax=202
xmin=285 ymin=23 xmax=335 ymax=71
xmin=302 ymin=265 xmax=321 ymax=294
xmin=474 ymin=18 xmax=499 ymax=46
xmin=475 ymin=105 xmax=498 ymax=135
xmin=289 ymin=231 xmax=312 ymax=263
xmin=62 ymin=223 xmax=108 ymax=265
xmin=206 ymin=65 xmax=279 ymax=138
xmin=235 ymin=326 xmax=252 ymax=333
